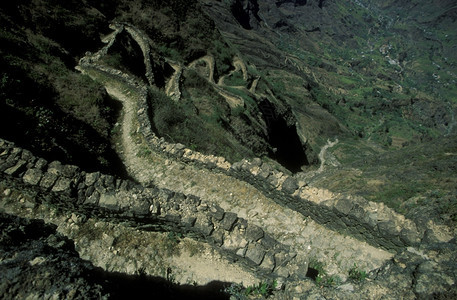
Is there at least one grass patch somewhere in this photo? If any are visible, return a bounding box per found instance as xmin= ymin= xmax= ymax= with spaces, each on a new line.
xmin=224 ymin=280 xmax=277 ymax=299
xmin=224 ymin=71 xmax=246 ymax=87
xmin=307 ymin=259 xmax=341 ymax=288
xmin=147 ymin=87 xmax=252 ymax=162
xmin=348 ymin=264 xmax=367 ymax=282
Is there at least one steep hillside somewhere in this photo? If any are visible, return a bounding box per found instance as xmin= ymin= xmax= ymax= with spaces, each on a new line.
xmin=203 ymin=0 xmax=457 ymax=146
xmin=202 ymin=0 xmax=457 ymax=219
xmin=0 ymin=0 xmax=456 ymax=299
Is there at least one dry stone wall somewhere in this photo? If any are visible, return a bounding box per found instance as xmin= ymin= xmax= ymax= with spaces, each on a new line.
xmin=0 ymin=138 xmax=304 ymax=282
xmin=134 ymin=91 xmax=423 ymax=251
xmin=77 ymin=22 xmax=423 ymax=252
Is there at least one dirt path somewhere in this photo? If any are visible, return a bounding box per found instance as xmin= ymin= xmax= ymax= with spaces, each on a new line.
xmin=78 ymin=26 xmax=393 ymax=281
xmin=146 ymin=162 xmax=393 ymax=278
xmin=188 ymin=55 xmax=215 ymax=84
xmin=89 ymin=69 xmax=392 ymax=279
xmin=105 ymin=81 xmax=392 ymax=277
xmin=213 ymin=85 xmax=244 ymax=108
xmin=165 ymin=62 xmax=182 ymax=101
xmin=317 ymin=138 xmax=339 ymax=173
xmin=249 ymin=76 xmax=260 ymax=93
xmin=0 ymin=185 xmax=260 ymax=287
xmin=233 ymin=56 xmax=248 ymax=81
xmin=217 ymin=56 xmax=247 ymax=86
xmin=188 ymin=55 xmax=245 ymax=108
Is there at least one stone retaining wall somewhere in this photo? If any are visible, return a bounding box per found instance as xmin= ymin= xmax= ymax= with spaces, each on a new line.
xmin=0 ymin=138 xmax=303 ymax=281
xmin=133 ymin=71 xmax=423 ymax=251
xmin=144 ymin=132 xmax=423 ymax=250
xmin=77 ymin=22 xmax=423 ymax=252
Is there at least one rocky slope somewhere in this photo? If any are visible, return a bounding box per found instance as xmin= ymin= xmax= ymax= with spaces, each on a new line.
xmin=1 ymin=0 xmax=456 ymax=299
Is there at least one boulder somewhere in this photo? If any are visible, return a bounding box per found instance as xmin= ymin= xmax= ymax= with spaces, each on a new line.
xmin=281 ymin=176 xmax=298 ymax=194
xmin=22 ymin=168 xmax=43 ymax=186
xmin=246 ymin=243 xmax=266 ymax=265
xmin=221 ymin=212 xmax=238 ymax=231
xmin=245 ymin=224 xmax=264 ymax=241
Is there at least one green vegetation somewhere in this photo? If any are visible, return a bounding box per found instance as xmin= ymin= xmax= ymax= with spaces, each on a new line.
xmin=224 ymin=280 xmax=277 ymax=299
xmin=166 ymin=231 xmax=182 ymax=246
xmin=136 ymin=145 xmax=152 ymax=158
xmin=270 ymin=0 xmax=457 ymax=151
xmin=212 ymin=39 xmax=235 ymax=77
xmin=308 ymin=259 xmax=341 ymax=288
xmin=370 ymin=182 xmax=429 ymax=211
xmin=348 ymin=264 xmax=367 ymax=282
xmin=315 ymin=132 xmax=457 ymax=224
xmin=147 ymin=87 xmax=252 ymax=162
xmin=224 ymin=71 xmax=246 ymax=87
xmin=225 ymin=87 xmax=258 ymax=111
xmin=158 ymin=45 xmax=182 ymax=62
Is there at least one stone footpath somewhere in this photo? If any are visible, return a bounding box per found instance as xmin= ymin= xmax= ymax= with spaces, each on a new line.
xmin=0 ymin=138 xmax=304 ymax=282
xmin=77 ymin=22 xmax=423 ymax=253
xmin=2 ymin=19 xmax=457 ymax=298
xmin=2 ymin=138 xmax=456 ymax=299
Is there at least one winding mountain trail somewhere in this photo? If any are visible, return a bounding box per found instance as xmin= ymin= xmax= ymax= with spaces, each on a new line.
xmin=165 ymin=61 xmax=182 ymax=101
xmin=85 ymin=70 xmax=392 ymax=281
xmin=188 ymin=55 xmax=215 ymax=84
xmin=217 ymin=56 xmax=248 ymax=85
xmin=317 ymin=138 xmax=339 ymax=174
xmin=233 ymin=56 xmax=248 ymax=81
xmin=249 ymin=76 xmax=260 ymax=93
xmin=188 ymin=55 xmax=245 ymax=108
xmin=76 ymin=22 xmax=394 ymax=282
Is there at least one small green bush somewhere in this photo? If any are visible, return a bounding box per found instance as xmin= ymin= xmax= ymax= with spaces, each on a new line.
xmin=224 ymin=280 xmax=277 ymax=299
xmin=348 ymin=263 xmax=367 ymax=282
xmin=308 ymin=259 xmax=341 ymax=287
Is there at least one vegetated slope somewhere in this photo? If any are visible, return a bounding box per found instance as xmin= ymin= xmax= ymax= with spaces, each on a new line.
xmin=202 ymin=0 xmax=457 ymax=219
xmin=7 ymin=0 xmax=327 ymax=172
xmin=0 ymin=0 xmax=126 ymax=175
xmin=0 ymin=0 xmax=456 ymax=298
xmin=205 ymin=0 xmax=457 ymax=142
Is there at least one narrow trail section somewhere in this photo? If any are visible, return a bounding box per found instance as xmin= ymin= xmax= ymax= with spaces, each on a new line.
xmin=165 ymin=61 xmax=182 ymax=101
xmin=76 ymin=22 xmax=394 ymax=280
xmin=217 ymin=56 xmax=248 ymax=85
xmin=104 ymin=85 xmax=147 ymax=181
xmin=188 ymin=55 xmax=245 ymax=108
xmin=93 ymin=67 xmax=391 ymax=278
xmin=317 ymin=138 xmax=339 ymax=174
xmin=188 ymin=55 xmax=215 ymax=84
xmin=249 ymin=76 xmax=260 ymax=94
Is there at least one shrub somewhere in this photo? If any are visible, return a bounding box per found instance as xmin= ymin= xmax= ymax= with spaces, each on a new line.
xmin=348 ymin=263 xmax=367 ymax=282
xmin=224 ymin=280 xmax=277 ymax=299
xmin=307 ymin=259 xmax=341 ymax=287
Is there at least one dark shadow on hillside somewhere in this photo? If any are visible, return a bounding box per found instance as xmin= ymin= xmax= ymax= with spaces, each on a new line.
xmin=0 ymin=212 xmax=231 ymax=300
xmin=259 ymin=100 xmax=308 ymax=173
xmin=94 ymin=269 xmax=231 ymax=300
xmin=105 ymin=32 xmax=149 ymax=84
xmin=0 ymin=102 xmax=129 ymax=178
